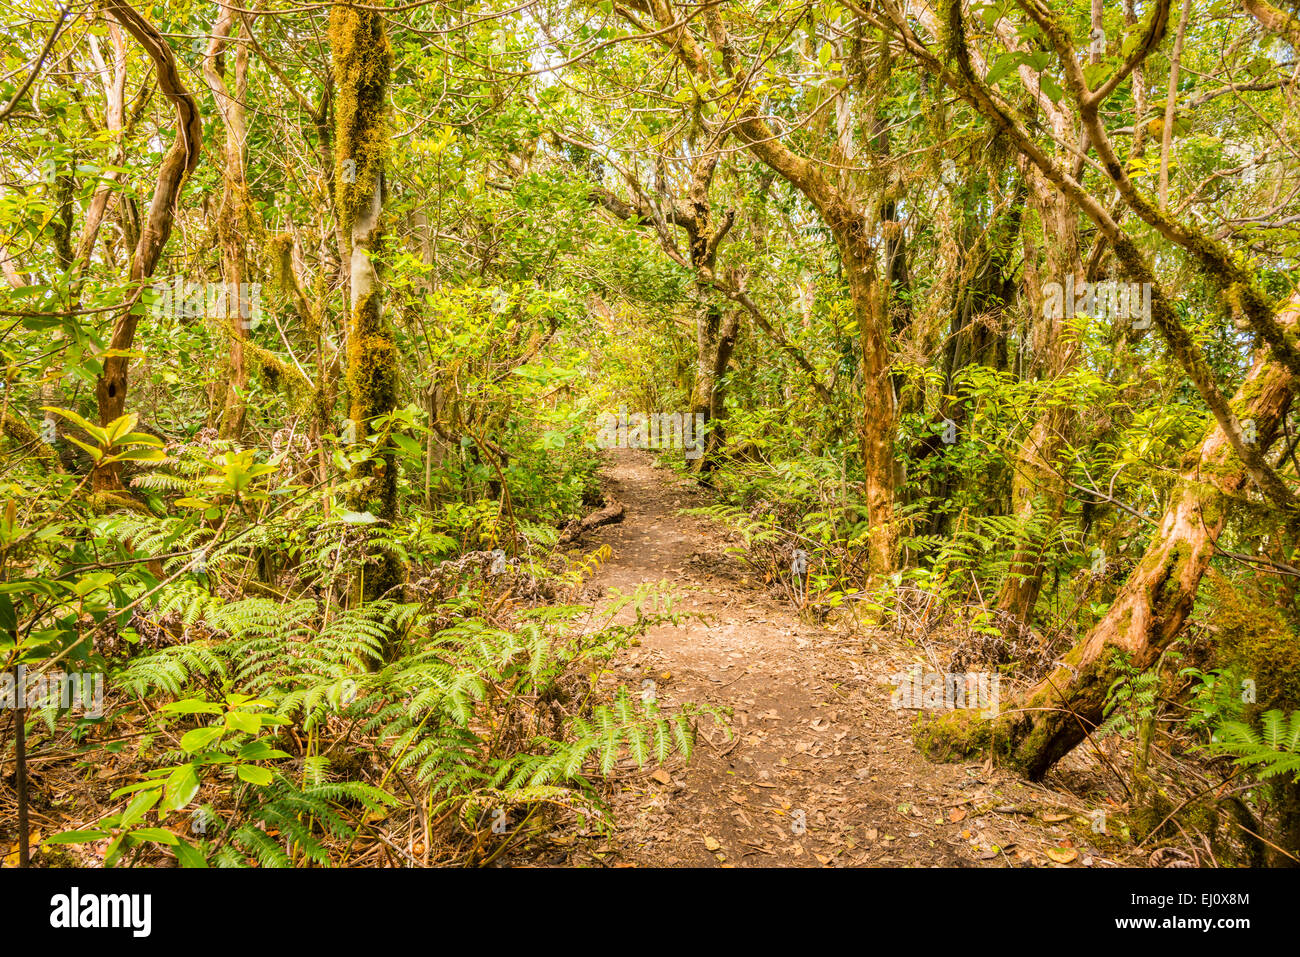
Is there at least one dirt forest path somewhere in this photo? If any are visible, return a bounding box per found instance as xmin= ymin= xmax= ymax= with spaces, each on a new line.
xmin=557 ymin=451 xmax=1133 ymax=868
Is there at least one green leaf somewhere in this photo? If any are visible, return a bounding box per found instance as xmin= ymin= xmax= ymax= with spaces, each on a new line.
xmin=129 ymin=827 xmax=179 ymax=846
xmin=161 ymin=699 xmax=224 ymax=715
xmin=105 ymin=412 xmax=139 ymax=444
xmin=1040 ymin=75 xmax=1065 ymax=104
xmin=985 ymin=52 xmax=1023 ymax=85
xmin=162 ymin=762 xmax=201 ymax=812
xmin=174 ymin=839 xmax=209 ymax=868
xmin=104 ymin=832 xmax=125 ymax=867
xmin=225 ymin=709 xmax=261 ymax=735
xmin=237 ymin=740 xmax=290 ymax=761
xmin=1083 ymin=63 xmax=1110 ymax=89
xmin=392 ymin=433 xmax=422 ymax=457
xmin=120 ymin=788 xmax=161 ymax=828
xmin=236 ymin=764 xmax=273 ymax=786
xmin=63 ymin=434 xmax=104 ymax=463
xmin=109 ymin=448 xmax=168 ymax=464
xmin=180 ymin=726 xmax=224 ymax=753
xmin=45 ymin=829 xmax=110 ymax=844
xmin=42 ymin=406 xmax=108 ymax=445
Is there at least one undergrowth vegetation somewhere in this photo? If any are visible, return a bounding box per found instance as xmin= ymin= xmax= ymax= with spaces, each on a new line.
xmin=2 ymin=0 xmax=1299 ymax=869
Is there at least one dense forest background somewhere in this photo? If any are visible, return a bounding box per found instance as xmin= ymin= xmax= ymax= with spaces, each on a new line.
xmin=2 ymin=0 xmax=1300 ymax=867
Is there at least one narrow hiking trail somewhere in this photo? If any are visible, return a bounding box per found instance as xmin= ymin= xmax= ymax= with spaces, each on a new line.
xmin=555 ymin=451 xmax=1136 ymax=868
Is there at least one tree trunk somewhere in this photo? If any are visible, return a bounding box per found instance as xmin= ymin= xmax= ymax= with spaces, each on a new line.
xmin=921 ymin=291 xmax=1300 ymax=778
xmin=1242 ymin=0 xmax=1300 ymax=48
xmin=331 ymin=0 xmax=399 ymax=603
xmin=834 ymin=212 xmax=896 ymax=578
xmin=203 ymin=2 xmax=251 ymax=439
xmin=689 ymin=294 xmax=738 ymax=473
xmin=93 ymin=1 xmax=202 ymax=490
xmin=995 ymin=175 xmax=1079 ymax=625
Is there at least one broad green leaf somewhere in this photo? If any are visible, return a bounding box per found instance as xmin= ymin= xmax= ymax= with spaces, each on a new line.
xmin=120 ymin=788 xmax=161 ymax=828
xmin=236 ymin=764 xmax=273 ymax=786
xmin=129 ymin=827 xmax=179 ymax=846
xmin=162 ymin=762 xmax=201 ymax=812
xmin=180 ymin=726 xmax=224 ymax=753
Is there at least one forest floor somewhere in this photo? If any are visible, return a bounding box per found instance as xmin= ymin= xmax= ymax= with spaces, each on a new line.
xmin=536 ymin=451 xmax=1177 ymax=868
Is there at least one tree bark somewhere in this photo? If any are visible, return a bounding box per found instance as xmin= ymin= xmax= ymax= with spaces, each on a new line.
xmin=93 ymin=1 xmax=202 ymax=490
xmin=331 ymin=0 xmax=400 ymax=603
xmin=203 ymin=2 xmax=252 ymax=439
xmin=995 ymin=171 xmax=1079 ymax=625
xmin=1241 ymin=0 xmax=1300 ymax=56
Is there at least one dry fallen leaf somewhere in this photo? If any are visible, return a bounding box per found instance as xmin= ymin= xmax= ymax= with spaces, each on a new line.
xmin=704 ymin=836 xmax=722 ymax=852
xmin=949 ymin=807 xmax=968 ymax=823
xmin=650 ymin=769 xmax=672 ymax=785
xmin=1042 ymin=812 xmax=1071 ymax=823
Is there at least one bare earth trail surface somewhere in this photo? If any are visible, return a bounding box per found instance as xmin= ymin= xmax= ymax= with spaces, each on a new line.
xmin=555 ymin=451 xmax=1133 ymax=868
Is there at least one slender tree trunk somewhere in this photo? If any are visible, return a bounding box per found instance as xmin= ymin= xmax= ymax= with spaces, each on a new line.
xmin=331 ymin=0 xmax=399 ymax=603
xmin=995 ymin=174 xmax=1079 ymax=625
xmin=93 ymin=1 xmax=202 ymax=491
xmin=203 ymin=2 xmax=251 ymax=439
xmin=690 ymin=296 xmax=721 ymax=462
xmin=836 ymin=216 xmax=896 ymax=578
xmin=1159 ymin=0 xmax=1193 ymax=210
xmin=690 ymin=295 xmax=738 ymax=472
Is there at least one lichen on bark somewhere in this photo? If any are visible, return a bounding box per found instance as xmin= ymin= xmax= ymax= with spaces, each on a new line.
xmin=330 ymin=0 xmax=401 ymax=611
xmin=330 ymin=1 xmax=391 ymax=235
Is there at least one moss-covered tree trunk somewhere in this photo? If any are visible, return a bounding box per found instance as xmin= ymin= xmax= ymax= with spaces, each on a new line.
xmin=331 ymin=0 xmax=400 ymax=602
xmin=921 ymin=291 xmax=1300 ymax=778
xmin=682 ymin=175 xmax=736 ymax=474
xmin=816 ymin=210 xmax=895 ymax=579
xmin=690 ymin=296 xmax=723 ymax=465
xmin=1242 ymin=0 xmax=1300 ymax=48
xmin=689 ymin=295 xmax=739 ymax=473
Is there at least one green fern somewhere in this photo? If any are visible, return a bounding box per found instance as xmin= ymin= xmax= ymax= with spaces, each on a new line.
xmin=1209 ymin=710 xmax=1300 ymax=782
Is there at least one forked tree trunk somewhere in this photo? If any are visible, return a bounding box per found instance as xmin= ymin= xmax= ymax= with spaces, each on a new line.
xmin=922 ymin=292 xmax=1300 ymax=778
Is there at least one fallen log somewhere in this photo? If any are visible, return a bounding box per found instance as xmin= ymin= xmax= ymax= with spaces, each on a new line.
xmin=558 ymin=498 xmax=624 ymax=545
